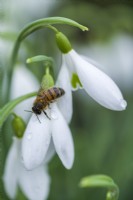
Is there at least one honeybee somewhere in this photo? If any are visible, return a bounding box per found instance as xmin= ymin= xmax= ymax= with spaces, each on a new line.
xmin=32 ymin=87 xmax=65 ymax=120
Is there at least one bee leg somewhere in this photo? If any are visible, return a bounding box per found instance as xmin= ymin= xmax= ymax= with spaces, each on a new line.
xmin=43 ymin=110 xmax=51 ymax=120
xmin=36 ymin=114 xmax=41 ymax=123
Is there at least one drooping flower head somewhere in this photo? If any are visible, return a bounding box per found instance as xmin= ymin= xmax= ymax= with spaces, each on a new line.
xmin=3 ymin=137 xmax=50 ymax=200
xmin=21 ymin=67 xmax=74 ymax=170
xmin=3 ymin=115 xmax=50 ymax=200
xmin=56 ymin=32 xmax=127 ymax=111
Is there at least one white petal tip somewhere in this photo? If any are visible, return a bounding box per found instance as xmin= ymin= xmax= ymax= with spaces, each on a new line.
xmin=65 ymin=163 xmax=73 ymax=170
xmin=62 ymin=160 xmax=74 ymax=170
xmin=60 ymin=148 xmax=74 ymax=170
xmin=120 ymin=99 xmax=127 ymax=110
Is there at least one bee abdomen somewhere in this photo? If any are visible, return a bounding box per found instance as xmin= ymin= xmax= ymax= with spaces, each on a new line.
xmin=53 ymin=87 xmax=65 ymax=97
xmin=46 ymin=87 xmax=65 ymax=100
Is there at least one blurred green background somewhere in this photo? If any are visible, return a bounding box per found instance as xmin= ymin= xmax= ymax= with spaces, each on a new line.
xmin=0 ymin=0 xmax=133 ymax=199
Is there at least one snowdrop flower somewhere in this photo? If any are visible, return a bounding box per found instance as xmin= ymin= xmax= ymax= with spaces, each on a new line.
xmin=3 ymin=137 xmax=50 ymax=200
xmin=56 ymin=32 xmax=127 ymax=111
xmin=22 ymin=103 xmax=74 ymax=170
xmin=56 ymin=61 xmax=73 ymax=124
xmin=10 ymin=65 xmax=39 ymax=120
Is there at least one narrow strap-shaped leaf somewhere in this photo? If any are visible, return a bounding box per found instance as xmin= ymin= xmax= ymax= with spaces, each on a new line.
xmin=0 ymin=92 xmax=37 ymax=127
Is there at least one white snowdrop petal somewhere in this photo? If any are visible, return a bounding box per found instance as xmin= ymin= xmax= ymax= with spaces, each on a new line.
xmin=10 ymin=65 xmax=39 ymax=120
xmin=68 ymin=50 xmax=127 ymax=111
xmin=56 ymin=60 xmax=73 ymax=124
xmin=3 ymin=138 xmax=20 ymax=199
xmin=51 ymin=104 xmax=74 ymax=169
xmin=22 ymin=113 xmax=51 ymax=170
xmin=18 ymin=165 xmax=50 ymax=200
xmin=43 ymin=139 xmax=55 ymax=164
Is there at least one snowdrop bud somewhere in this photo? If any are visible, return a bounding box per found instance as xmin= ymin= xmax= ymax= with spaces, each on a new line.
xmin=12 ymin=114 xmax=26 ymax=138
xmin=56 ymin=32 xmax=72 ymax=53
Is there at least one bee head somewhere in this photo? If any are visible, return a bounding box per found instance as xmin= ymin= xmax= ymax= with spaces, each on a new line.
xmin=32 ymin=103 xmax=43 ymax=115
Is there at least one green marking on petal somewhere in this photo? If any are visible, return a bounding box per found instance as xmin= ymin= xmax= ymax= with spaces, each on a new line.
xmin=71 ymin=73 xmax=82 ymax=89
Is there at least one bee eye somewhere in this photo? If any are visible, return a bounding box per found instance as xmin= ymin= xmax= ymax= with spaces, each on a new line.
xmin=32 ymin=106 xmax=41 ymax=115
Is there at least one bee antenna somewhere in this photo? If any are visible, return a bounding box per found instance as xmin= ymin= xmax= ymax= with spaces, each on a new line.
xmin=36 ymin=114 xmax=41 ymax=123
xmin=24 ymin=110 xmax=33 ymax=113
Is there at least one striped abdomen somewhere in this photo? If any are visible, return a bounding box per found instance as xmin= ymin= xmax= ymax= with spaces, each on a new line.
xmin=42 ymin=87 xmax=65 ymax=102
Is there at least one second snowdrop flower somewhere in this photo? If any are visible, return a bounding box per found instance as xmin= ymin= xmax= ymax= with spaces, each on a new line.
xmin=22 ymin=103 xmax=74 ymax=170
xmin=3 ymin=137 xmax=50 ymax=200
xmin=56 ymin=32 xmax=127 ymax=111
xmin=22 ymin=67 xmax=74 ymax=170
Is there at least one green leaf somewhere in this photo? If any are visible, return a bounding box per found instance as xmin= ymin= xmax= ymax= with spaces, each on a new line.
xmin=26 ymin=55 xmax=55 ymax=79
xmin=0 ymin=92 xmax=37 ymax=128
xmin=0 ymin=31 xmax=17 ymax=41
xmin=79 ymin=174 xmax=119 ymax=200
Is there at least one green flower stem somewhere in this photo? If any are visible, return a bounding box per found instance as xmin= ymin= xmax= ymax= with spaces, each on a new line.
xmin=10 ymin=17 xmax=88 ymax=69
xmin=27 ymin=55 xmax=55 ymax=79
xmin=79 ymin=175 xmax=119 ymax=200
xmin=0 ymin=92 xmax=37 ymax=128
xmin=26 ymin=55 xmax=54 ymax=65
